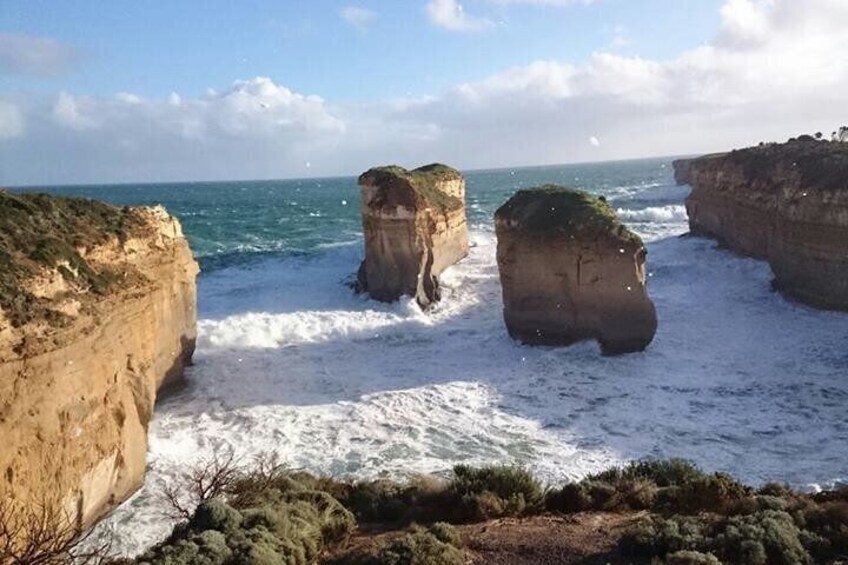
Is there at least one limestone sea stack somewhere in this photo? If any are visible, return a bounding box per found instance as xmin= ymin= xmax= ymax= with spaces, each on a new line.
xmin=495 ymin=186 xmax=657 ymax=355
xmin=0 ymin=191 xmax=198 ymax=529
xmin=356 ymin=164 xmax=468 ymax=308
xmin=685 ymin=138 xmax=848 ymax=310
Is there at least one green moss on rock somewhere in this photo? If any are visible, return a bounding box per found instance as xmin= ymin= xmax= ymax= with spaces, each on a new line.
xmin=0 ymin=190 xmax=145 ymax=328
xmin=358 ymin=164 xmax=464 ymax=213
xmin=495 ymin=185 xmax=641 ymax=243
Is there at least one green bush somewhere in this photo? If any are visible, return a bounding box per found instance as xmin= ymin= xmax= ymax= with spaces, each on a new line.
xmin=665 ymin=550 xmax=722 ymax=565
xmin=589 ymin=459 xmax=707 ymax=487
xmin=136 ymin=493 xmax=355 ymax=565
xmin=369 ymin=526 xmax=464 ymax=565
xmin=657 ymin=473 xmax=750 ymax=514
xmin=449 ymin=465 xmax=543 ymax=521
xmin=426 ymin=522 xmax=461 ymax=547
xmin=714 ymin=510 xmax=811 ymax=565
xmin=620 ymin=510 xmax=820 ymax=565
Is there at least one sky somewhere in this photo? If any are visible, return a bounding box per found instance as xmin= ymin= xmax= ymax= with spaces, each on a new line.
xmin=0 ymin=0 xmax=846 ymax=185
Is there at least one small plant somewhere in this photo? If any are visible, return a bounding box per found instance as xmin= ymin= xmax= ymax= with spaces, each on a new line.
xmin=160 ymin=450 xmax=242 ymax=520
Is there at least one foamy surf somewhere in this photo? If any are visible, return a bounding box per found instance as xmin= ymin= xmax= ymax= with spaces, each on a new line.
xmin=94 ymin=222 xmax=848 ymax=556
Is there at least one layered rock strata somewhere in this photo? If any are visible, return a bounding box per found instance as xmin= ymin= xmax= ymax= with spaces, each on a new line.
xmin=356 ymin=164 xmax=468 ymax=308
xmin=0 ymin=190 xmax=198 ymax=529
xmin=685 ymin=138 xmax=848 ymax=310
xmin=495 ymin=186 xmax=657 ymax=355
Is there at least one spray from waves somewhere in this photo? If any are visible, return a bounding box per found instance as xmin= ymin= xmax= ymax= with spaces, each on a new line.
xmin=616 ymin=204 xmax=688 ymax=224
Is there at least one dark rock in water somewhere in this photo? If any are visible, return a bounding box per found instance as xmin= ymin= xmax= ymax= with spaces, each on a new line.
xmin=495 ymin=185 xmax=657 ymax=355
xmin=356 ymin=164 xmax=469 ymax=308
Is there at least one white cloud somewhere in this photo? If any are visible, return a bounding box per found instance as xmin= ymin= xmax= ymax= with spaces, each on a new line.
xmin=0 ymin=100 xmax=24 ymax=139
xmin=4 ymin=78 xmax=348 ymax=184
xmin=426 ymin=0 xmax=492 ymax=31
xmin=717 ymin=0 xmax=772 ymax=47
xmin=52 ymin=91 xmax=100 ymax=130
xmin=0 ymin=33 xmax=77 ymax=76
xmin=340 ymin=6 xmax=377 ymax=29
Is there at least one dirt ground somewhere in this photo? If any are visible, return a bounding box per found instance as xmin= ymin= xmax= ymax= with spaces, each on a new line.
xmin=326 ymin=511 xmax=646 ymax=564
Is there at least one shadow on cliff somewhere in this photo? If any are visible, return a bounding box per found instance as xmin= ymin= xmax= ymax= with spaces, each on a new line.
xmin=155 ymin=235 xmax=848 ymax=485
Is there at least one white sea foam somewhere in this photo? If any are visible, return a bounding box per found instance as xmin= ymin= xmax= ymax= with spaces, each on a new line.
xmin=95 ymin=225 xmax=848 ymax=556
xmin=616 ymin=204 xmax=688 ymax=224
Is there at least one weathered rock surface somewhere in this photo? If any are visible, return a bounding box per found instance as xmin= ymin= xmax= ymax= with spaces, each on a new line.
xmin=0 ymin=191 xmax=198 ymax=529
xmin=357 ymin=164 xmax=468 ymax=308
xmin=685 ymin=138 xmax=848 ymax=310
xmin=495 ymin=186 xmax=657 ymax=355
xmin=672 ymin=158 xmax=696 ymax=186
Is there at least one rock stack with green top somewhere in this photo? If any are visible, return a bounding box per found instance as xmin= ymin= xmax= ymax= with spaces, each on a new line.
xmin=357 ymin=164 xmax=468 ymax=308
xmin=495 ymin=185 xmax=657 ymax=355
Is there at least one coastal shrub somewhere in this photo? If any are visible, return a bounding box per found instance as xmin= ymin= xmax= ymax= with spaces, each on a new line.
xmin=620 ymin=515 xmax=711 ymax=558
xmin=448 ymin=465 xmax=543 ymax=521
xmin=656 ymin=472 xmax=750 ymax=514
xmin=426 ymin=522 xmax=461 ymax=547
xmin=620 ymin=510 xmax=821 ymax=565
xmin=545 ymin=478 xmax=658 ymax=513
xmin=713 ymin=510 xmax=811 ymax=565
xmin=328 ymin=523 xmax=464 ymax=565
xmin=589 ymin=458 xmax=707 ymax=487
xmin=802 ymin=500 xmax=848 ymax=559
xmin=372 ymin=532 xmax=464 ymax=565
xmin=336 ymin=476 xmax=448 ymax=525
xmin=665 ymin=550 xmax=722 ymax=565
xmin=137 ymin=492 xmax=355 ymax=565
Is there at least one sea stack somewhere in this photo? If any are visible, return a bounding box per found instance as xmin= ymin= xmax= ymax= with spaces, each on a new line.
xmin=495 ymin=186 xmax=657 ymax=355
xmin=685 ymin=137 xmax=848 ymax=310
xmin=0 ymin=191 xmax=198 ymax=529
xmin=356 ymin=164 xmax=468 ymax=308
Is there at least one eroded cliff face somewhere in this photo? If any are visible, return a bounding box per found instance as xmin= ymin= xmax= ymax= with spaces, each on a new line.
xmin=356 ymin=164 xmax=468 ymax=308
xmin=495 ymin=186 xmax=657 ymax=355
xmin=685 ymin=139 xmax=848 ymax=310
xmin=0 ymin=191 xmax=198 ymax=529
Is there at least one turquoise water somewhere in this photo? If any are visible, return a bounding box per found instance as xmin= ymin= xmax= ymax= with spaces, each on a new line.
xmin=17 ymin=157 xmax=684 ymax=272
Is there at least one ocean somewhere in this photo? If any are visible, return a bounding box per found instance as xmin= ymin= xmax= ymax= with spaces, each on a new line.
xmin=17 ymin=158 xmax=848 ymax=556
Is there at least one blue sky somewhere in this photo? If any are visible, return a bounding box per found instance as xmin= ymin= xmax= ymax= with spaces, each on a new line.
xmin=3 ymin=1 xmax=720 ymax=101
xmin=1 ymin=0 xmax=846 ymax=184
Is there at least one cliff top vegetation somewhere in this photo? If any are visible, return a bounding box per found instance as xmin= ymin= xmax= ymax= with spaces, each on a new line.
xmin=495 ymin=185 xmax=642 ymax=244
xmin=0 ymin=190 xmax=146 ymax=329
xmin=358 ymin=164 xmax=464 ymax=213
xmin=699 ymin=137 xmax=848 ymax=192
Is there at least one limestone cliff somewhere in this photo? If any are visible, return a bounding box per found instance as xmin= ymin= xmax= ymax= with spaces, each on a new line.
xmin=356 ymin=164 xmax=468 ymax=308
xmin=0 ymin=190 xmax=198 ymax=529
xmin=685 ymin=138 xmax=848 ymax=310
xmin=495 ymin=186 xmax=657 ymax=355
